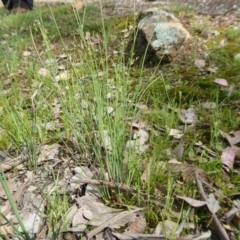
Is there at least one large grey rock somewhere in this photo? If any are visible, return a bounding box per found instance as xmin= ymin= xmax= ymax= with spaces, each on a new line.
xmin=134 ymin=8 xmax=191 ymax=64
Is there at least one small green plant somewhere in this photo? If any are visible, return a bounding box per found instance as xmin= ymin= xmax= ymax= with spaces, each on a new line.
xmin=227 ymin=26 xmax=240 ymax=41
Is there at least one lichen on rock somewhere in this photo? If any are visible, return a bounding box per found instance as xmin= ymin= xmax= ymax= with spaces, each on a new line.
xmin=134 ymin=8 xmax=191 ymax=64
xmin=152 ymin=23 xmax=181 ymax=48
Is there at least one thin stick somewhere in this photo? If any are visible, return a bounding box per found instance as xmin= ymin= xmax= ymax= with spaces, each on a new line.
xmin=73 ymin=178 xmax=166 ymax=207
xmin=195 ymin=171 xmax=230 ymax=240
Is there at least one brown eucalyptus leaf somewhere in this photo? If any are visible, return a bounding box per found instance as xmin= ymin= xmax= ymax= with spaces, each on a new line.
xmin=176 ymin=195 xmax=207 ymax=207
xmin=221 ymin=147 xmax=236 ymax=171
xmin=219 ymin=130 xmax=240 ymax=146
xmin=124 ymin=214 xmax=146 ymax=234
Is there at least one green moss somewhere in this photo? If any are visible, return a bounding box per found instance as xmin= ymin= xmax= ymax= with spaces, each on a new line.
xmin=0 ymin=132 xmax=9 ymax=151
xmin=114 ymin=15 xmax=137 ymax=31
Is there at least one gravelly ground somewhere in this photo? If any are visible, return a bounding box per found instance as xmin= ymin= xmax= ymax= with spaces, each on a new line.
xmin=1 ymin=0 xmax=240 ymax=15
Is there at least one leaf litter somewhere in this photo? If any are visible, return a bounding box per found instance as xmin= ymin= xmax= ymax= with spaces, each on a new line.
xmin=1 ymin=2 xmax=240 ymax=240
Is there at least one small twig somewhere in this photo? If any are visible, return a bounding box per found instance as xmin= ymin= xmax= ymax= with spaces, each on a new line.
xmin=75 ymin=178 xmax=134 ymax=192
xmin=195 ymin=171 xmax=230 ymax=240
xmin=73 ymin=178 xmax=166 ymax=207
xmin=112 ymin=232 xmax=165 ymax=240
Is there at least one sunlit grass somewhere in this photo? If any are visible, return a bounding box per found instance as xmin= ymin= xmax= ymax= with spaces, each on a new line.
xmin=0 ymin=2 xmax=240 ymax=239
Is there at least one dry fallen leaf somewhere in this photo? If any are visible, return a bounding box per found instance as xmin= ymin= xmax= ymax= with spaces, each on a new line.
xmin=219 ymin=130 xmax=240 ymax=146
xmin=54 ymin=71 xmax=71 ymax=81
xmin=206 ymin=193 xmax=221 ymax=214
xmin=194 ymin=58 xmax=206 ymax=68
xmin=225 ymin=207 xmax=240 ymax=225
xmin=207 ymin=66 xmax=218 ymax=73
xmin=176 ymin=195 xmax=207 ymax=207
xmin=213 ymin=78 xmax=228 ymax=87
xmin=221 ymin=147 xmax=236 ymax=172
xmin=158 ymin=220 xmax=178 ymax=236
xmin=85 ymin=208 xmax=142 ymax=239
xmin=179 ymin=108 xmax=197 ymax=124
xmin=38 ymin=144 xmax=60 ymax=163
xmin=38 ymin=68 xmax=50 ymax=76
xmin=169 ymin=129 xmax=184 ymax=139
xmin=71 ymin=207 xmax=87 ymax=232
xmin=174 ymin=141 xmax=185 ymax=159
xmin=22 ymin=51 xmax=31 ymax=57
xmin=201 ymin=101 xmax=216 ymax=109
xmin=0 ymin=179 xmax=13 ymax=199
xmin=124 ymin=214 xmax=146 ymax=234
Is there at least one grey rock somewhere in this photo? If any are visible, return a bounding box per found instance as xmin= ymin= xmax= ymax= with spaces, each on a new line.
xmin=133 ymin=8 xmax=191 ymax=64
